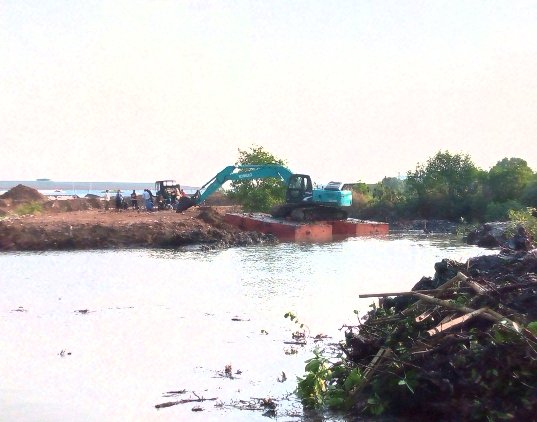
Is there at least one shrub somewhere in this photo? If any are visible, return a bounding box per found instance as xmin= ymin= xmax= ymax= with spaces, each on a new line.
xmin=15 ymin=201 xmax=43 ymax=216
xmin=508 ymin=208 xmax=537 ymax=240
xmin=485 ymin=200 xmax=524 ymax=221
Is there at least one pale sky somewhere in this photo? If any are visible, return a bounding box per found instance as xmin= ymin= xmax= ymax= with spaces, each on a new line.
xmin=1 ymin=0 xmax=536 ymax=185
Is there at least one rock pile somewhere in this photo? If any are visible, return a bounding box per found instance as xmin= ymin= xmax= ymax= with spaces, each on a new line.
xmin=466 ymin=222 xmax=535 ymax=250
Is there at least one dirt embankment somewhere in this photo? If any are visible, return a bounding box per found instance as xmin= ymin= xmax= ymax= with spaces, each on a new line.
xmin=0 ymin=185 xmax=273 ymax=251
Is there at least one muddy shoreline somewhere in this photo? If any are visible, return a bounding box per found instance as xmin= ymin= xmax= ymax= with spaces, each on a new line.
xmin=0 ymin=208 xmax=275 ymax=252
xmin=0 ymin=184 xmax=277 ymax=251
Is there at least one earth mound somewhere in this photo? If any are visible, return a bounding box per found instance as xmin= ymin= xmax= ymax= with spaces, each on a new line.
xmin=42 ymin=198 xmax=103 ymax=213
xmin=0 ymin=184 xmax=47 ymax=202
xmin=196 ymin=207 xmax=231 ymax=229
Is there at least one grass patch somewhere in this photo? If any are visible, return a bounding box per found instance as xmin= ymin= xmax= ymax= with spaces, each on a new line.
xmin=15 ymin=201 xmax=43 ymax=216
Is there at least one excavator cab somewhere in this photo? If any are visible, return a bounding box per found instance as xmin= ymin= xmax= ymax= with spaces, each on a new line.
xmin=285 ymin=174 xmax=313 ymax=204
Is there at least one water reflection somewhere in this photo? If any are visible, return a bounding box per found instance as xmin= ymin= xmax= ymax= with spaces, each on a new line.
xmin=0 ymin=234 xmax=489 ymax=421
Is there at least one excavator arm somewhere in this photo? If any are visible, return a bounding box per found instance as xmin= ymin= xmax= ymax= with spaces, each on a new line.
xmin=176 ymin=164 xmax=293 ymax=212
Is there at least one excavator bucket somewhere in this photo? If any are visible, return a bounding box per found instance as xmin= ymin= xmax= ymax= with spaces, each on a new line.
xmin=175 ymin=196 xmax=197 ymax=212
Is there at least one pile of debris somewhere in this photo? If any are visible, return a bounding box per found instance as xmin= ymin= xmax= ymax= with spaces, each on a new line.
xmin=343 ymin=249 xmax=537 ymax=419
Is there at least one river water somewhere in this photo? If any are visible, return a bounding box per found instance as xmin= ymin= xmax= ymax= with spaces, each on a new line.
xmin=0 ymin=234 xmax=488 ymax=421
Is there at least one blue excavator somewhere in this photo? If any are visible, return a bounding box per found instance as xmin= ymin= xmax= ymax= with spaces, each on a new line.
xmin=176 ymin=164 xmax=352 ymax=222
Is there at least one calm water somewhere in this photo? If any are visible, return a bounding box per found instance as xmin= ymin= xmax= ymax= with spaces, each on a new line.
xmin=0 ymin=234 xmax=488 ymax=421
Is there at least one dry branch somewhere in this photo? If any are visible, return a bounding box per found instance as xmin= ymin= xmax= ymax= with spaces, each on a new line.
xmin=402 ymin=272 xmax=468 ymax=316
xmin=155 ymin=397 xmax=217 ymax=409
xmin=350 ymin=347 xmax=393 ymax=398
xmin=359 ymin=287 xmax=473 ymax=298
xmin=463 ymin=279 xmax=489 ymax=294
xmin=426 ymin=308 xmax=488 ymax=336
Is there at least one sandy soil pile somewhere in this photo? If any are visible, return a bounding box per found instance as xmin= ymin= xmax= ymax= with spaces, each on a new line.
xmin=0 ymin=185 xmax=47 ymax=215
xmin=0 ymin=184 xmax=47 ymax=202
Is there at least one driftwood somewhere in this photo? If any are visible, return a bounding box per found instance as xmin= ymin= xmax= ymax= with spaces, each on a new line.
xmin=415 ymin=309 xmax=435 ymax=323
xmin=359 ymin=271 xmax=529 ymax=335
xmin=155 ymin=396 xmax=217 ymax=409
xmin=463 ymin=279 xmax=489 ymax=294
xmin=410 ymin=292 xmax=486 ymax=316
xmin=402 ymin=272 xmax=469 ymax=316
xmin=359 ymin=286 xmax=473 ymax=298
xmin=349 ymin=347 xmax=393 ymax=398
xmin=347 ymin=252 xmax=537 ymax=419
xmin=426 ymin=308 xmax=489 ymax=336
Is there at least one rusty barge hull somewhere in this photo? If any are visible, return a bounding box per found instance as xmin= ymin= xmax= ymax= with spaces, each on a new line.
xmin=224 ymin=213 xmax=389 ymax=242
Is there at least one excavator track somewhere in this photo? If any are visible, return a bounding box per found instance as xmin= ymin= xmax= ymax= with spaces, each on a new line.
xmin=271 ymin=204 xmax=347 ymax=222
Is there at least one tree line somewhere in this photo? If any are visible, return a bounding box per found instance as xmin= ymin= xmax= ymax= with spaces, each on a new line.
xmin=227 ymin=146 xmax=537 ymax=223
xmin=354 ymin=151 xmax=536 ymax=223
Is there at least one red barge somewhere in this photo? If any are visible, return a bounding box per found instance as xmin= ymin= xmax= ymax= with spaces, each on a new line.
xmin=224 ymin=213 xmax=389 ymax=242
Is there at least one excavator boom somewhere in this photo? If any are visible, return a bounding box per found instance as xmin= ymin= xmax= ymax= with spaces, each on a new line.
xmin=176 ymin=164 xmax=293 ymax=212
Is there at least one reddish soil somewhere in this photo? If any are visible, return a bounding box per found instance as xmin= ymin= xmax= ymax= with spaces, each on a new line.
xmin=0 ymin=185 xmax=273 ymax=251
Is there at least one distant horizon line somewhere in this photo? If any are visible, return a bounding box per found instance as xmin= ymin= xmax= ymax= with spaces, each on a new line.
xmin=1 ymin=179 xmax=164 ymax=183
xmin=0 ymin=180 xmax=199 ymax=190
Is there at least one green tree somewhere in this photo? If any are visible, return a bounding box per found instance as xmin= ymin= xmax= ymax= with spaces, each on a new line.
xmin=347 ymin=182 xmax=373 ymax=218
xmin=356 ymin=177 xmax=407 ymax=221
xmin=348 ymin=182 xmax=371 ymax=196
xmin=521 ymin=175 xmax=537 ymax=206
xmin=226 ymin=145 xmax=288 ymax=212
xmin=373 ymin=177 xmax=405 ymax=203
xmin=406 ymin=151 xmax=482 ymax=220
xmin=488 ymin=158 xmax=534 ymax=203
xmin=485 ymin=200 xmax=525 ymax=221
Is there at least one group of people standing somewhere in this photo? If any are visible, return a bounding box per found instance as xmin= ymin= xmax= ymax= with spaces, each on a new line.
xmin=103 ymin=188 xmax=185 ymax=212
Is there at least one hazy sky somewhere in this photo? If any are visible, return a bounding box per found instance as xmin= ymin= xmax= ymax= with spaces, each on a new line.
xmin=1 ymin=0 xmax=536 ymax=185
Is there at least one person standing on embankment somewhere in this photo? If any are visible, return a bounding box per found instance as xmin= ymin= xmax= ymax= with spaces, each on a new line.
xmin=143 ymin=189 xmax=153 ymax=211
xmin=104 ymin=189 xmax=110 ymax=210
xmin=115 ymin=190 xmax=123 ymax=211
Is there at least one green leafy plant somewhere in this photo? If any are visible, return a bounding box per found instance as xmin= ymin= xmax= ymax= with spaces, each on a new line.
xmin=456 ymin=222 xmax=480 ymax=237
xmin=366 ymin=393 xmax=388 ymax=416
xmin=295 ymin=349 xmax=332 ymax=408
xmin=507 ymin=208 xmax=537 ymax=239
xmin=284 ymin=311 xmax=310 ymax=336
xmin=397 ymin=371 xmax=418 ymax=394
xmin=15 ymin=201 xmax=43 ymax=216
xmin=295 ymin=344 xmax=366 ymax=410
xmin=526 ymin=321 xmax=537 ymax=336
